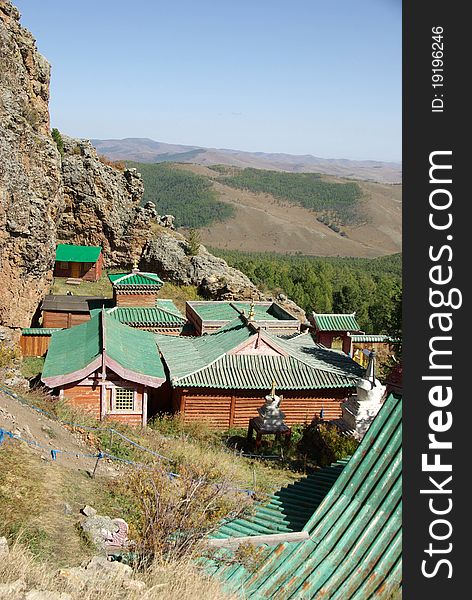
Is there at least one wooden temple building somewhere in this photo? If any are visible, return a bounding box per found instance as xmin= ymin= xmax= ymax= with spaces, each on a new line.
xmin=186 ymin=300 xmax=301 ymax=336
xmin=41 ymin=308 xmax=363 ymax=428
xmin=108 ymin=270 xmax=163 ymax=306
xmin=54 ymin=244 xmax=103 ymax=281
xmin=41 ymin=311 xmax=167 ymax=426
xmin=155 ymin=315 xmax=363 ymax=429
xmin=310 ymin=312 xmax=363 ymax=354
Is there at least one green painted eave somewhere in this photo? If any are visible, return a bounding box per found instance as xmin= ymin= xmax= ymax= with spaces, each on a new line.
xmin=55 ymin=244 xmax=101 ymax=263
xmin=174 ymin=354 xmax=359 ymax=390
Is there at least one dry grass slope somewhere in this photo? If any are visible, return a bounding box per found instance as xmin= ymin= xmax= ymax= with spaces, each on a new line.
xmin=175 ymin=164 xmax=402 ymax=258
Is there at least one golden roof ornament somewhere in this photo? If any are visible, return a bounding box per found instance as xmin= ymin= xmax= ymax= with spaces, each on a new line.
xmin=248 ymin=298 xmax=256 ymax=321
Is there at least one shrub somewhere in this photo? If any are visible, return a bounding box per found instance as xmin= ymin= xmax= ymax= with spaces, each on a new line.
xmin=186 ymin=228 xmax=202 ymax=256
xmin=0 ymin=345 xmax=21 ymax=369
xmin=297 ymin=420 xmax=359 ymax=467
xmin=126 ymin=464 xmax=251 ymax=565
xmin=51 ymin=128 xmax=64 ymax=158
xmin=98 ymin=154 xmax=126 ymax=171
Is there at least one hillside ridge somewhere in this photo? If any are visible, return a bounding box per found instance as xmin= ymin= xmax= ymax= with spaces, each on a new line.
xmin=92 ymin=137 xmax=402 ymax=184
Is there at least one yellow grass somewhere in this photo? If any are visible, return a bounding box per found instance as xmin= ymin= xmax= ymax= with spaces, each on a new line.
xmin=0 ymin=542 xmax=235 ymax=599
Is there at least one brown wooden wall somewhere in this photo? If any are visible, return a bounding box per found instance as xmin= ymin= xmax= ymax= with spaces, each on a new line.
xmin=172 ymin=387 xmax=351 ymax=429
xmin=61 ymin=375 xmax=146 ymax=426
xmin=115 ymin=292 xmax=159 ymax=307
xmin=42 ymin=311 xmax=90 ymax=329
xmin=53 ymin=255 xmax=102 ymax=282
xmin=62 ymin=383 xmax=101 ymax=420
xmin=20 ymin=335 xmax=51 ymax=357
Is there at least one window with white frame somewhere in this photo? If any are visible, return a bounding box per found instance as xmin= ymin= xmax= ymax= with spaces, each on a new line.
xmin=113 ymin=387 xmax=135 ymax=411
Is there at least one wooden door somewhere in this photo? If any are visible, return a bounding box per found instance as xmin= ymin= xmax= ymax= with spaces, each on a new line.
xmin=71 ymin=262 xmax=81 ymax=278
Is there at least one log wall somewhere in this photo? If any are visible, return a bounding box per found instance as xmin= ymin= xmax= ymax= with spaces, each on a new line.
xmin=20 ymin=335 xmax=51 ymax=357
xmin=42 ymin=311 xmax=90 ymax=329
xmin=173 ymin=387 xmax=351 ymax=429
xmin=115 ymin=293 xmax=159 ymax=307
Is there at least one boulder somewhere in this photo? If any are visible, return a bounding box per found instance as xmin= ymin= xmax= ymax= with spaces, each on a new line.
xmin=84 ymin=555 xmax=132 ymax=579
xmin=0 ymin=578 xmax=26 ymax=598
xmin=81 ymin=505 xmax=97 ymax=517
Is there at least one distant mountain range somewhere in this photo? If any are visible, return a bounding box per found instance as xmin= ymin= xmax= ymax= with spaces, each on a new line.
xmin=91 ymin=138 xmax=402 ymax=184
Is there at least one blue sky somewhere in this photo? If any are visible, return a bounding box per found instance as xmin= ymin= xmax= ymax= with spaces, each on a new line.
xmin=15 ymin=0 xmax=401 ymax=161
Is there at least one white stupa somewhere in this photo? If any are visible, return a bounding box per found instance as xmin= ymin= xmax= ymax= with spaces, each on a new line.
xmin=340 ymin=350 xmax=386 ymax=439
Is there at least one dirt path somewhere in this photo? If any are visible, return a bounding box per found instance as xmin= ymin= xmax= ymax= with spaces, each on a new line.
xmin=0 ymin=389 xmax=108 ymax=472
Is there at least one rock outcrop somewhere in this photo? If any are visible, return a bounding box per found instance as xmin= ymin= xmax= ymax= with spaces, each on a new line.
xmin=142 ymin=232 xmax=260 ymax=299
xmin=58 ymin=136 xmax=154 ymax=266
xmin=0 ymin=1 xmax=306 ymax=340
xmin=0 ymin=1 xmax=63 ymax=331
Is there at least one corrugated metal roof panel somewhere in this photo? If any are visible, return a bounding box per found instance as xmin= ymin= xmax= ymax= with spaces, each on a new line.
xmin=214 ymin=459 xmax=347 ymax=540
xmin=42 ymin=311 xmax=165 ymax=382
xmin=108 ymin=272 xmax=163 ymax=287
xmin=107 ymin=305 xmax=186 ymax=326
xmin=55 ymin=244 xmax=101 ymax=263
xmin=21 ymin=328 xmax=63 ymax=336
xmin=155 ymin=321 xmax=362 ymax=390
xmin=350 ymin=334 xmax=399 ymax=343
xmin=313 ymin=313 xmax=361 ymax=332
xmin=208 ymin=393 xmax=402 ymax=599
xmin=177 ymin=354 xmax=358 ymax=390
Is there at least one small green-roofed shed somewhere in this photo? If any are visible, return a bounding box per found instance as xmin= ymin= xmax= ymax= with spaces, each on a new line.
xmin=54 ymin=244 xmax=103 ymax=281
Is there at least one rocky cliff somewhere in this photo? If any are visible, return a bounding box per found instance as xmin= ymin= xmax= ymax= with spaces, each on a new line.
xmin=0 ymin=1 xmax=63 ymax=334
xmin=0 ymin=0 xmax=305 ymax=347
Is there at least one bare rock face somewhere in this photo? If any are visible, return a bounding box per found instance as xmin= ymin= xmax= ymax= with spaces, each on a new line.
xmin=142 ymin=232 xmax=260 ymax=299
xmin=58 ymin=136 xmax=153 ymax=266
xmin=0 ymin=1 xmax=63 ymax=329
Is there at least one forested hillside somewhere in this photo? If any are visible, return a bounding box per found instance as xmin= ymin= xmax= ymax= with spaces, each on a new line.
xmin=127 ymin=162 xmax=234 ymax=227
xmin=210 ymin=249 xmax=402 ymax=335
xmin=214 ymin=166 xmax=365 ymax=227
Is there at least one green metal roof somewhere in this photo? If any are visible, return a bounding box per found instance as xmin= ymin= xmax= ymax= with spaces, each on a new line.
xmin=104 ymin=312 xmax=166 ymax=381
xmin=42 ymin=316 xmax=102 ymax=380
xmin=55 ymin=244 xmax=101 ymax=263
xmin=350 ymin=334 xmax=399 ymax=343
xmin=42 ymin=311 xmax=165 ymax=387
xmin=174 ymin=354 xmax=358 ymax=390
xmin=190 ymin=302 xmax=282 ymax=322
xmin=108 ymin=272 xmax=163 ymax=287
xmin=312 ymin=313 xmax=361 ymax=332
xmin=213 ymin=459 xmax=348 ymax=540
xmin=155 ymin=319 xmax=254 ymax=382
xmin=21 ymin=328 xmax=63 ymax=336
xmin=106 ymin=304 xmax=186 ymax=327
xmin=155 ymin=320 xmax=362 ymax=390
xmin=208 ymin=393 xmax=402 ymax=599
